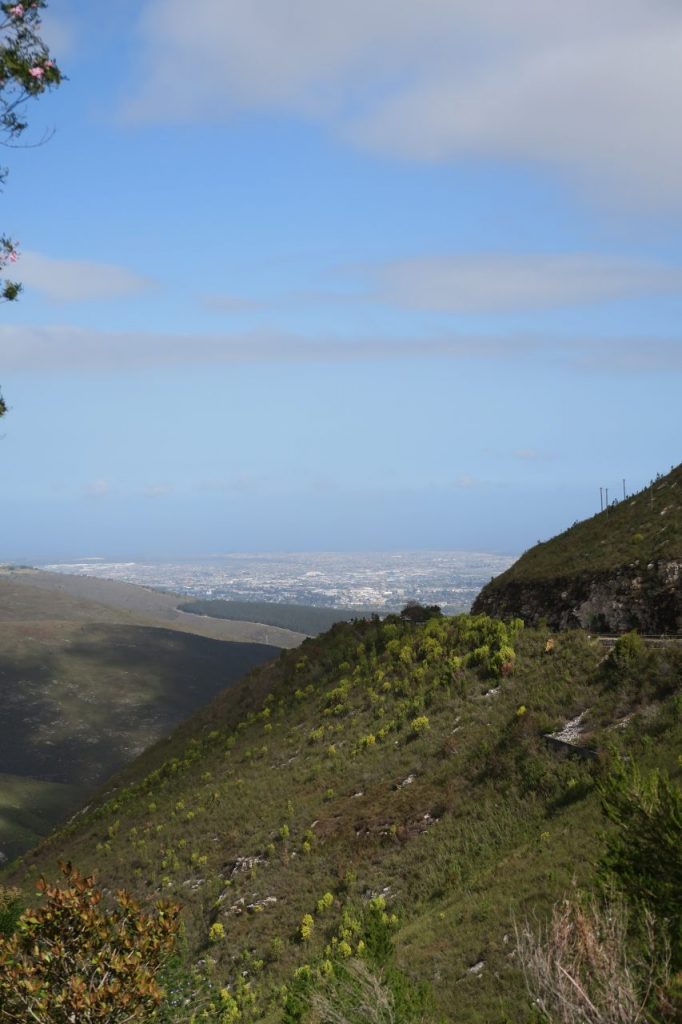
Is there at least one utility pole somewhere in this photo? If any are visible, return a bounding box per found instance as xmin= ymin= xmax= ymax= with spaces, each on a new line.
xmin=600 ymin=487 xmax=604 ymax=512
xmin=605 ymin=487 xmax=609 ymax=514
xmin=622 ymin=478 xmax=626 ymax=500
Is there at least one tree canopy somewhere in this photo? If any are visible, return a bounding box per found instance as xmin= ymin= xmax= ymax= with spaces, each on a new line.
xmin=0 ymin=0 xmax=63 ymax=416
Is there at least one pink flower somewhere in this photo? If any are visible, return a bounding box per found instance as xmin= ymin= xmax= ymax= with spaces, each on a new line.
xmin=28 ymin=66 xmax=44 ymax=78
xmin=8 ymin=4 xmax=25 ymax=17
xmin=8 ymin=250 xmax=18 ymax=263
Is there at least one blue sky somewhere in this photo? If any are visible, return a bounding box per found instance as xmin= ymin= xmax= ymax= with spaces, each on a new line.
xmin=2 ymin=0 xmax=682 ymax=559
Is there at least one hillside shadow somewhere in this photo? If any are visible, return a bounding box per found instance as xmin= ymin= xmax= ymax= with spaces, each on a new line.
xmin=0 ymin=625 xmax=278 ymax=787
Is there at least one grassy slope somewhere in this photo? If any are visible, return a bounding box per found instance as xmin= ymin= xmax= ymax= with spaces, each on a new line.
xmin=0 ymin=774 xmax=88 ymax=863
xmin=8 ymin=613 xmax=681 ymax=1023
xmin=481 ymin=463 xmax=682 ymax=589
xmin=0 ymin=576 xmax=280 ymax=859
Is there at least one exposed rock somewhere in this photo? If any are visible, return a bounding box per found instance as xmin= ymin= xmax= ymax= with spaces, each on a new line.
xmin=474 ymin=560 xmax=682 ymax=634
xmin=226 ymin=854 xmax=265 ymax=878
xmin=549 ymin=710 xmax=589 ymax=745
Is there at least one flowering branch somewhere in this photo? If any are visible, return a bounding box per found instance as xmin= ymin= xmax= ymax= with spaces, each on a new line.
xmin=0 ymin=0 xmax=63 ymax=305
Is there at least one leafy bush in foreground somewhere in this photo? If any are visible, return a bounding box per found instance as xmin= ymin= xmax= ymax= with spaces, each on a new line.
xmin=0 ymin=862 xmax=180 ymax=1023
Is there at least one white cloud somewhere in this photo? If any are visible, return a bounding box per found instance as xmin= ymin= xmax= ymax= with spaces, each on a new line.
xmin=126 ymin=0 xmax=682 ymax=205
xmin=371 ymin=253 xmax=682 ymax=313
xmin=16 ymin=252 xmax=154 ymax=303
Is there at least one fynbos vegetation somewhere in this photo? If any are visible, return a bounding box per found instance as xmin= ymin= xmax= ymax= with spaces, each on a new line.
xmin=1 ymin=600 xmax=679 ymax=1022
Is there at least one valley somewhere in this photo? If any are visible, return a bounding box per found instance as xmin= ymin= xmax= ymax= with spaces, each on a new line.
xmin=0 ymin=571 xmax=281 ymax=861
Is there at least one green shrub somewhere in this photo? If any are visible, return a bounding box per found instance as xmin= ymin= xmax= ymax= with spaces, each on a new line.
xmin=409 ymin=715 xmax=430 ymax=737
xmin=610 ymin=630 xmax=645 ymax=669
xmin=0 ymin=888 xmax=21 ymax=938
xmin=599 ymin=760 xmax=682 ymax=968
xmin=299 ymin=914 xmax=314 ymax=942
xmin=208 ymin=922 xmax=225 ymax=943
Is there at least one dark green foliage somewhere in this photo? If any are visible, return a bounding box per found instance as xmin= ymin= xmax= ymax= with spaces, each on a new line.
xmin=0 ymin=889 xmax=20 ymax=938
xmin=599 ymin=760 xmax=682 ymax=968
xmin=609 ymin=630 xmax=645 ymax=670
xmin=400 ymin=602 xmax=442 ymax=623
xmin=179 ymin=599 xmax=366 ymax=636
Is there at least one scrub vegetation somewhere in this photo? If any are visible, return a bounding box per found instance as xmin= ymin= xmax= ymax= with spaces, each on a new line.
xmin=479 ymin=463 xmax=682 ymax=586
xmin=2 ymin=608 xmax=680 ymax=1022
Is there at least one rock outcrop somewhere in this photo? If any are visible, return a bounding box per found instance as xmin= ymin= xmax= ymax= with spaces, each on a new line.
xmin=474 ymin=559 xmax=682 ymax=633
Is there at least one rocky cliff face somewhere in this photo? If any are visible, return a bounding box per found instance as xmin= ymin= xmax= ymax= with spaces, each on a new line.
xmin=473 ymin=559 xmax=682 ymax=633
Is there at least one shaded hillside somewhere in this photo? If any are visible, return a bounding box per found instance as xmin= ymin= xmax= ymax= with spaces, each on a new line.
xmin=7 ymin=611 xmax=681 ymax=1023
xmin=179 ymin=599 xmax=367 ymax=635
xmin=0 ymin=575 xmax=279 ymax=861
xmin=474 ymin=464 xmax=682 ymax=631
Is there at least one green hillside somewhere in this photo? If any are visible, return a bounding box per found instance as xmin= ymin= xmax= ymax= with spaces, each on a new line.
xmin=474 ymin=464 xmax=682 ymax=632
xmin=487 ymin=464 xmax=682 ymax=583
xmin=6 ymin=610 xmax=680 ymax=1022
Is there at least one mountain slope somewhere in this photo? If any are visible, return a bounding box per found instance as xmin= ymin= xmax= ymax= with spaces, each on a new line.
xmin=0 ymin=574 xmax=280 ymax=861
xmin=6 ymin=610 xmax=680 ymax=1023
xmin=473 ymin=463 xmax=682 ymax=631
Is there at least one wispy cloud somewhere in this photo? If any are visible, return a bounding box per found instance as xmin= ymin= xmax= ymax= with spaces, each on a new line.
xmin=569 ymin=338 xmax=682 ymax=374
xmin=84 ymin=479 xmax=111 ymax=500
xmin=0 ymin=324 xmax=535 ymax=371
xmin=41 ymin=10 xmax=78 ymax=59
xmin=513 ymin=448 xmax=545 ymax=461
xmin=370 ymin=253 xmax=682 ymax=313
xmin=16 ymin=252 xmax=155 ymax=303
xmin=453 ymin=475 xmax=481 ymax=490
xmin=1 ymin=324 xmax=681 ymax=375
xmin=127 ymin=0 xmax=682 ymax=206
xmin=140 ymin=483 xmax=174 ymax=498
xmin=202 ymin=250 xmax=682 ymax=316
xmin=201 ymin=294 xmax=269 ymax=314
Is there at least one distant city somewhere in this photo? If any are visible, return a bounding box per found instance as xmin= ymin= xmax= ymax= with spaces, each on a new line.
xmin=40 ymin=551 xmax=515 ymax=614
